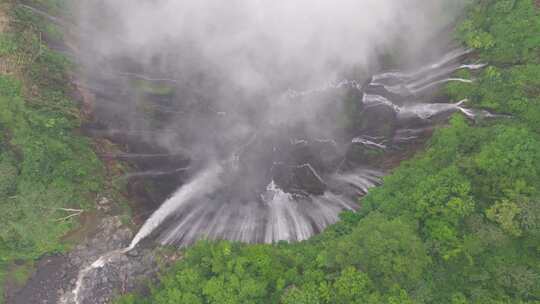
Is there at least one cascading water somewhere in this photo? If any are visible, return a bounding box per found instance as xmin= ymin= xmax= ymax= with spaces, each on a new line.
xmin=120 ymin=48 xmax=488 ymax=250
xmin=128 ymin=164 xmax=224 ymax=249
xmin=65 ymin=50 xmax=487 ymax=303
xmin=66 ymin=47 xmax=492 ymax=303
xmin=64 ymin=41 xmax=501 ymax=304
xmin=66 ymin=249 xmax=130 ymax=304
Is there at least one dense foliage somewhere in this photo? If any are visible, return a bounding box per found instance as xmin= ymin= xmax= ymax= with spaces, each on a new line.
xmin=117 ymin=0 xmax=540 ymax=303
xmin=0 ymin=0 xmax=104 ymax=301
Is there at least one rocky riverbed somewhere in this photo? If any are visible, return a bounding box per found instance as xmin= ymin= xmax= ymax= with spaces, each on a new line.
xmin=7 ymin=214 xmax=168 ymax=304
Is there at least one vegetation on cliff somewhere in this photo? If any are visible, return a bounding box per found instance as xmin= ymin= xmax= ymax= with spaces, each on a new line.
xmin=0 ymin=1 xmax=105 ymax=301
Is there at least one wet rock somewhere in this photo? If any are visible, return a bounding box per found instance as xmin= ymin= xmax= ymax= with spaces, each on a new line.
xmin=345 ymin=141 xmax=386 ymax=167
xmin=271 ymin=162 xmax=294 ymax=192
xmin=311 ymin=139 xmax=342 ymax=170
xmin=97 ymin=196 xmax=112 ymax=212
xmin=126 ymin=249 xmax=139 ymax=257
xmin=293 ymin=164 xmax=326 ymax=195
xmin=57 ymin=217 xmax=156 ymax=304
xmin=357 ymin=101 xmax=398 ymax=139
xmin=11 ymin=215 xmax=162 ymax=304
xmin=70 ymin=246 xmax=158 ymax=304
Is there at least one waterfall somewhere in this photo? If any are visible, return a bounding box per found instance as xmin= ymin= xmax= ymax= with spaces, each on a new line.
xmin=116 ymin=72 xmax=179 ymax=84
xmin=64 ymin=248 xmax=130 ymax=304
xmin=66 ymin=46 xmax=499 ymax=303
xmin=285 ymin=80 xmax=363 ymax=99
xmin=127 ymin=164 xmax=224 ymax=250
xmin=122 ymin=48 xmax=489 ymax=249
xmin=410 ymin=78 xmax=473 ymax=94
xmin=121 ymin=167 xmax=190 ymax=179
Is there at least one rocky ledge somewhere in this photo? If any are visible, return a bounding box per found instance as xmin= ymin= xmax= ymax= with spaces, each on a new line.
xmin=9 ymin=216 xmax=161 ymax=304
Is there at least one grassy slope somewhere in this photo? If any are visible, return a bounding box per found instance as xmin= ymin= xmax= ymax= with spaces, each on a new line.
xmin=116 ymin=1 xmax=540 ymax=303
xmin=0 ymin=0 xmax=106 ymax=301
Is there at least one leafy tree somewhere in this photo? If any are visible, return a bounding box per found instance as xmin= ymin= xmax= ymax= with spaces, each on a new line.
xmin=330 ymin=213 xmax=430 ymax=290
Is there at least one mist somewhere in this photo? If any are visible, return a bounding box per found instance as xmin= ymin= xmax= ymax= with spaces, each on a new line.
xmin=74 ymin=0 xmax=469 ymax=246
xmin=80 ymin=0 xmax=463 ymax=88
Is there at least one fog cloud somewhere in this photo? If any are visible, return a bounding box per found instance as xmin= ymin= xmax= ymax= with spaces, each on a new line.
xmin=75 ymin=0 xmax=467 ymax=245
xmin=80 ymin=0 xmax=464 ymax=93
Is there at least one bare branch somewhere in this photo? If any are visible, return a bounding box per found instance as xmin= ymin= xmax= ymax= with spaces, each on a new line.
xmin=54 ymin=208 xmax=84 ymax=222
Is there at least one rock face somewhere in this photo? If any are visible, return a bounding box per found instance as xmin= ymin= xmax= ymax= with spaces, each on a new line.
xmin=293 ymin=164 xmax=327 ymax=195
xmin=61 ymin=217 xmax=158 ymax=304
xmin=7 ymin=254 xmax=71 ymax=304
xmin=60 ymin=217 xmax=147 ymax=304
xmin=9 ymin=216 xmax=160 ymax=304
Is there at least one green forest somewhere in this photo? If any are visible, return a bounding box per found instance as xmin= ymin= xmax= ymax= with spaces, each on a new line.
xmin=0 ymin=0 xmax=539 ymax=303
xmin=0 ymin=0 xmax=105 ymax=301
